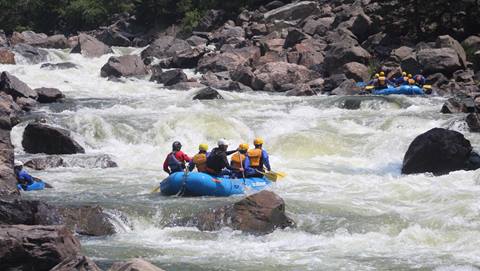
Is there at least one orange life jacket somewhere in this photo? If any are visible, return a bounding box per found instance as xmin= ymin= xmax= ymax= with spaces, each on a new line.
xmin=231 ymin=152 xmax=246 ymax=169
xmin=408 ymin=78 xmax=416 ymax=85
xmin=193 ymin=153 xmax=207 ymax=172
xmin=378 ymin=76 xmax=386 ymax=86
xmin=403 ymin=76 xmax=409 ymax=82
xmin=247 ymin=148 xmax=262 ymax=168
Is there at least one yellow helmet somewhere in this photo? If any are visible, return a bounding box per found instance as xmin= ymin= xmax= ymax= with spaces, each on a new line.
xmin=374 ymin=73 xmax=379 ymax=78
xmin=408 ymin=74 xmax=412 ymax=78
xmin=239 ymin=143 xmax=249 ymax=151
xmin=379 ymin=71 xmax=385 ymax=76
xmin=199 ymin=143 xmax=208 ymax=151
xmin=402 ymin=72 xmax=407 ymax=76
xmin=254 ymin=138 xmax=264 ymax=145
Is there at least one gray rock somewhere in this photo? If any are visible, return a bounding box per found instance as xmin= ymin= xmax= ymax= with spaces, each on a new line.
xmin=285 ymin=84 xmax=316 ymax=96
xmin=302 ymin=17 xmax=334 ymax=36
xmin=341 ymin=62 xmax=369 ymax=82
xmin=140 ymin=36 xmax=190 ymax=61
xmin=331 ymin=79 xmax=360 ymax=95
xmin=392 ymin=46 xmax=414 ymax=62
xmin=283 ymin=28 xmax=308 ymax=48
xmin=109 ymin=258 xmax=165 ymax=271
xmin=193 ymin=87 xmax=224 ymax=100
xmin=35 ymin=87 xmax=65 ymax=103
xmin=45 ymin=34 xmax=69 ymax=49
xmin=24 ymin=154 xmax=118 ymax=170
xmin=466 ymin=113 xmax=480 ymax=132
xmin=264 ymin=1 xmax=320 ymax=22
xmin=194 ymin=9 xmax=226 ymax=32
xmin=252 ymin=62 xmax=318 ymax=91
xmin=40 ymin=62 xmax=79 ymax=70
xmin=152 ymin=69 xmax=188 ymax=86
xmin=324 ymin=43 xmax=371 ymax=72
xmin=12 ymin=43 xmax=49 ymax=64
xmin=0 ymin=71 xmax=38 ymax=99
xmin=186 ymin=35 xmax=207 ymax=47
xmin=462 ymin=35 xmax=480 ymax=54
xmin=440 ymin=94 xmax=475 ymax=113
xmin=15 ymin=97 xmax=37 ymax=111
xmin=436 ymin=35 xmax=467 ymax=68
xmin=10 ymin=31 xmax=48 ymax=46
xmin=100 ymin=55 xmax=148 ymax=78
xmin=22 ymin=123 xmax=85 ymax=155
xmin=400 ymin=54 xmax=422 ymax=76
xmin=417 ymin=48 xmax=462 ymax=75
xmin=70 ymin=33 xmax=113 ymax=58
xmin=51 ymin=256 xmax=102 ymax=271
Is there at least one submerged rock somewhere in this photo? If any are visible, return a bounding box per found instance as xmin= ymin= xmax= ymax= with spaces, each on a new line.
xmin=109 ymin=258 xmax=165 ymax=271
xmin=183 ymin=191 xmax=295 ymax=234
xmin=0 ymin=224 xmax=81 ymax=271
xmin=193 ymin=87 xmax=223 ymax=100
xmin=401 ymin=128 xmax=480 ymax=175
xmin=40 ymin=62 xmax=79 ymax=70
xmin=34 ymin=87 xmax=65 ymax=103
xmin=22 ymin=123 xmax=85 ymax=154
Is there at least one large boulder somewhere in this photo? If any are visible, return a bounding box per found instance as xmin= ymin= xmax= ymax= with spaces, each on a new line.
xmin=70 ymin=33 xmax=112 ymax=58
xmin=22 ymin=123 xmax=85 ymax=155
xmin=0 ymin=71 xmax=38 ymax=100
xmin=440 ymin=94 xmax=475 ymax=113
xmin=302 ymin=17 xmax=334 ymax=36
xmin=45 ymin=34 xmax=69 ymax=49
xmin=34 ymin=87 xmax=65 ymax=103
xmin=109 ymin=258 xmax=165 ymax=271
xmin=0 ymin=122 xmax=18 ymax=196
xmin=151 ymin=69 xmax=188 ymax=86
xmin=0 ymin=48 xmax=15 ymax=64
xmin=188 ymin=191 xmax=295 ymax=234
xmin=436 ymin=35 xmax=467 ymax=68
xmin=401 ymin=128 xmax=480 ymax=175
xmin=252 ymin=62 xmax=318 ymax=91
xmin=140 ymin=36 xmax=190 ymax=61
xmin=10 ymin=31 xmax=48 ymax=47
xmin=0 ymin=225 xmax=81 ymax=271
xmin=264 ymin=1 xmax=320 ymax=22
xmin=197 ymin=52 xmax=247 ymax=73
xmin=324 ymin=42 xmax=371 ymax=72
xmin=283 ymin=28 xmax=309 ymax=49
xmin=466 ymin=113 xmax=480 ymax=132
xmin=50 ymin=256 xmax=101 ymax=271
xmin=211 ymin=25 xmax=245 ymax=46
xmin=12 ymin=43 xmax=49 ymax=64
xmin=341 ymin=62 xmax=369 ymax=82
xmin=417 ymin=48 xmax=462 ymax=75
xmin=24 ymin=154 xmax=117 ymax=170
xmin=100 ymin=55 xmax=148 ymax=78
xmin=193 ymin=87 xmax=223 ymax=100
xmin=330 ymin=79 xmax=360 ymax=95
xmin=462 ymin=35 xmax=480 ymax=52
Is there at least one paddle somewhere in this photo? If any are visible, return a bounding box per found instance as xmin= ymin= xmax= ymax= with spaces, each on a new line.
xmin=255 ymin=169 xmax=287 ymax=182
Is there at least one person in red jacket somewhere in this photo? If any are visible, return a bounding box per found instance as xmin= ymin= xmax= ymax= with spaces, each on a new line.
xmin=163 ymin=141 xmax=191 ymax=174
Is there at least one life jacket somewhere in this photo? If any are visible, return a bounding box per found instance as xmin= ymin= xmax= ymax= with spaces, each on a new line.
xmin=247 ymin=148 xmax=263 ymax=168
xmin=408 ymin=78 xmax=416 ymax=85
xmin=378 ymin=76 xmax=386 ymax=86
xmin=167 ymin=151 xmax=184 ymax=173
xmin=206 ymin=148 xmax=226 ymax=174
xmin=231 ymin=152 xmax=246 ymax=169
xmin=193 ymin=153 xmax=207 ymax=172
xmin=403 ymin=76 xmax=409 ymax=82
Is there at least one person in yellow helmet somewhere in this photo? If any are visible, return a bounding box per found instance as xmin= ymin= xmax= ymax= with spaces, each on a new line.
xmin=247 ymin=138 xmax=271 ymax=177
xmin=367 ymin=73 xmax=379 ymax=86
xmin=394 ymin=71 xmax=408 ymax=86
xmin=230 ymin=143 xmax=254 ymax=178
xmin=374 ymin=71 xmax=393 ymax=90
xmin=189 ymin=143 xmax=210 ymax=172
xmin=407 ymin=74 xmax=416 ymax=85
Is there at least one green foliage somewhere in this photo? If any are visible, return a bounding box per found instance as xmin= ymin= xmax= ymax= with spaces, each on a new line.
xmin=367 ymin=58 xmax=381 ymax=77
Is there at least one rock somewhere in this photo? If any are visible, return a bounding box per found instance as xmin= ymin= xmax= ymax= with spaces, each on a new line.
xmin=331 ymin=79 xmax=360 ymax=95
xmin=50 ymin=256 xmax=102 ymax=271
xmin=152 ymin=69 xmax=188 ymax=86
xmin=462 ymin=35 xmax=480 ymax=54
xmin=265 ymin=0 xmax=285 ymax=10
xmin=192 ymin=87 xmax=223 ymax=100
xmin=45 ymin=34 xmax=69 ymax=49
xmin=109 ymin=258 xmax=165 ymax=271
xmin=95 ymin=27 xmax=131 ymax=47
xmin=194 ymin=9 xmax=226 ymax=32
xmin=15 ymin=97 xmax=37 ymax=111
xmin=40 ymin=62 xmax=79 ymax=70
xmin=212 ymin=25 xmax=245 ymax=46
xmin=249 ymin=23 xmax=268 ymax=36
xmin=401 ymin=128 xmax=480 ymax=175
xmin=264 ymin=1 xmax=320 ymax=22
xmin=189 ymin=191 xmax=294 ymax=234
xmin=285 ymin=84 xmax=316 ymax=96
xmin=474 ymin=51 xmax=480 ymax=71
xmin=324 ymin=43 xmax=371 ymax=73
xmin=341 ymin=62 xmax=369 ymax=82
xmin=230 ymin=65 xmax=255 ymax=87
xmin=70 ymin=33 xmax=112 ymax=58
xmin=35 ymin=87 xmax=65 ymax=103
xmin=436 ymin=35 xmax=467 ymax=68
xmin=440 ymin=94 xmax=476 ymax=113
xmin=10 ymin=31 xmax=48 ymax=46
xmin=323 ymin=74 xmax=348 ymax=92
xmin=0 ymin=225 xmax=81 ymax=271
xmin=197 ymin=52 xmax=246 ymax=73
xmin=259 ymin=38 xmax=286 ymax=53
xmin=0 ymin=30 xmax=7 ymax=47
xmin=0 ymin=93 xmax=21 ymax=129
xmin=0 ymin=48 xmax=15 ymax=64
xmin=100 ymin=55 xmax=148 ymax=78
xmin=12 ymin=43 xmax=49 ymax=64
xmin=252 ymin=62 xmax=318 ymax=91
xmin=166 ymin=82 xmax=206 ymax=90
xmin=255 ymin=51 xmax=287 ymax=66
xmin=346 ymin=11 xmax=373 ymax=42
xmin=171 ymin=48 xmax=203 ymax=68
xmin=140 ymin=36 xmax=190 ymax=61
xmin=466 ymin=113 xmax=480 ymax=132
xmin=24 ymin=154 xmax=118 ymax=170
xmin=417 ymin=48 xmax=462 ymax=75
xmin=22 ymin=123 xmax=85 ymax=154
xmin=0 ymin=110 xmax=18 ymax=196
xmin=186 ymin=35 xmax=208 ymax=47
xmin=283 ymin=28 xmax=309 ymax=49
xmin=302 ymin=17 xmax=334 ymax=36
xmin=201 ymin=72 xmax=252 ymax=92
xmin=392 ymin=46 xmax=414 ymax=62
xmin=400 ymin=55 xmax=422 ymax=76
xmin=0 ymin=71 xmax=38 ymax=100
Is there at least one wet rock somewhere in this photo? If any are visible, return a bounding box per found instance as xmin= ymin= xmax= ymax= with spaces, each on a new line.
xmin=41 ymin=62 xmax=79 ymax=70
xmin=12 ymin=43 xmax=49 ymax=64
xmin=252 ymin=62 xmax=317 ymax=91
xmin=466 ymin=113 xmax=480 ymax=132
xmin=109 ymin=258 xmax=165 ymax=271
xmin=0 ymin=224 xmax=81 ymax=271
xmin=285 ymin=84 xmax=316 ymax=96
xmin=190 ymin=191 xmax=295 ymax=234
xmin=166 ymin=82 xmax=206 ymax=91
xmin=0 ymin=71 xmax=38 ymax=100
xmin=24 ymin=154 xmax=118 ymax=170
xmin=45 ymin=34 xmax=69 ymax=49
xmin=417 ymin=48 xmax=462 ymax=75
xmin=152 ymin=69 xmax=188 ymax=86
xmin=440 ymin=94 xmax=475 ymax=113
xmin=230 ymin=65 xmax=255 ymax=87
xmin=264 ymin=1 xmax=319 ymax=22
xmin=15 ymin=97 xmax=37 ymax=111
xmin=10 ymin=31 xmax=48 ymax=47
xmin=401 ymin=128 xmax=480 ymax=175
xmin=0 ymin=93 xmax=21 ymax=129
xmin=194 ymin=9 xmax=226 ymax=32
xmin=341 ymin=62 xmax=369 ymax=82
xmin=171 ymin=48 xmax=203 ymax=69
xmin=324 ymin=42 xmax=371 ymax=72
xmin=140 ymin=36 xmax=190 ymax=61
xmin=51 ymin=255 xmax=102 ymax=271
xmin=22 ymin=123 xmax=85 ymax=154
xmin=35 ymin=87 xmax=65 ymax=103
xmin=283 ymin=28 xmax=309 ymax=49
xmin=70 ymin=33 xmax=113 ymax=58
xmin=331 ymin=79 xmax=360 ymax=95
xmin=436 ymin=35 xmax=467 ymax=68
xmin=0 ymin=48 xmax=15 ymax=64
xmin=100 ymin=55 xmax=148 ymax=78
xmin=201 ymin=72 xmax=252 ymax=92
xmin=193 ymin=87 xmax=223 ymax=100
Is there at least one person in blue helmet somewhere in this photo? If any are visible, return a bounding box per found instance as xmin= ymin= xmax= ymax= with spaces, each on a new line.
xmin=14 ymin=160 xmax=34 ymax=190
xmin=394 ymin=72 xmax=408 ymax=86
xmin=413 ymin=74 xmax=426 ymax=87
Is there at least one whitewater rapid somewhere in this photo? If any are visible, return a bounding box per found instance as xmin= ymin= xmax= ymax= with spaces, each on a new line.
xmin=3 ymin=48 xmax=480 ymax=270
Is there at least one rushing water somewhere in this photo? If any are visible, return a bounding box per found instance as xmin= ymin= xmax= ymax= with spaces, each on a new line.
xmin=3 ymin=48 xmax=480 ymax=271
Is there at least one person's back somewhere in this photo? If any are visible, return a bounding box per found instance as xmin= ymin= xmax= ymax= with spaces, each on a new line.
xmin=14 ymin=160 xmax=33 ymax=189
xmin=189 ymin=144 xmax=209 ymax=172
xmin=230 ymin=143 xmax=253 ymax=178
xmin=247 ymin=138 xmax=271 ymax=177
xmin=206 ymin=139 xmax=237 ymax=176
xmin=163 ymin=141 xmax=191 ymax=174
xmin=394 ymin=72 xmax=407 ymax=85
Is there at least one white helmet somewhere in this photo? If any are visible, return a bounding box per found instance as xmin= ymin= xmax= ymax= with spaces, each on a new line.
xmin=218 ymin=138 xmax=229 ymax=146
xmin=14 ymin=160 xmax=23 ymax=167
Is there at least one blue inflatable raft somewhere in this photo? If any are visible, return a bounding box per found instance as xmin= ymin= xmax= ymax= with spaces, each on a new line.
xmin=160 ymin=172 xmax=271 ymax=197
xmin=17 ymin=181 xmax=46 ymax=191
xmin=372 ymin=85 xmax=425 ymax=95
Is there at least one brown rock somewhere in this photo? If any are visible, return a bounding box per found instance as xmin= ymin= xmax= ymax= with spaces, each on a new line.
xmin=264 ymin=1 xmax=320 ymax=22
xmin=342 ymin=62 xmax=369 ymax=82
xmin=0 ymin=48 xmax=15 ymax=64
xmin=436 ymin=35 xmax=467 ymax=68
xmin=417 ymin=48 xmax=462 ymax=75
xmin=50 ymin=256 xmax=102 ymax=271
xmin=109 ymin=258 xmax=165 ymax=271
xmin=252 ymin=62 xmax=318 ymax=91
xmin=70 ymin=33 xmax=112 ymax=58
xmin=285 ymin=84 xmax=316 ymax=96
xmin=324 ymin=43 xmax=371 ymax=72
xmin=0 ymin=71 xmax=38 ymax=100
xmin=100 ymin=55 xmax=148 ymax=78
xmin=35 ymin=87 xmax=65 ymax=103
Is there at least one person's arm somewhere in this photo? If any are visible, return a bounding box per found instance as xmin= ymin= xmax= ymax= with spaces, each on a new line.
xmin=225 ymin=150 xmax=237 ymax=156
xmin=178 ymin=151 xmax=191 ymax=162
xmin=262 ymin=150 xmax=271 ymax=171
xmin=222 ymin=153 xmax=237 ymax=171
xmin=163 ymin=156 xmax=170 ymax=174
xmin=188 ymin=161 xmax=195 ymax=171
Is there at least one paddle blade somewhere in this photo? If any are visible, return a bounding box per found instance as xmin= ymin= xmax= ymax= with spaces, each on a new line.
xmin=151 ymin=186 xmax=160 ymax=193
xmin=264 ymin=171 xmax=287 ymax=182
xmin=423 ymin=84 xmax=432 ymax=89
xmin=365 ymin=86 xmax=374 ymax=90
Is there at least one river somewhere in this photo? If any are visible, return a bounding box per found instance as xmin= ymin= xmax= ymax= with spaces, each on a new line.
xmin=3 ymin=48 xmax=480 ymax=271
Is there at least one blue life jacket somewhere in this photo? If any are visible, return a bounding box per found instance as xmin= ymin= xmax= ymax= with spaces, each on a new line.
xmin=16 ymin=169 xmax=34 ymax=185
xmin=167 ymin=152 xmax=184 ymax=174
